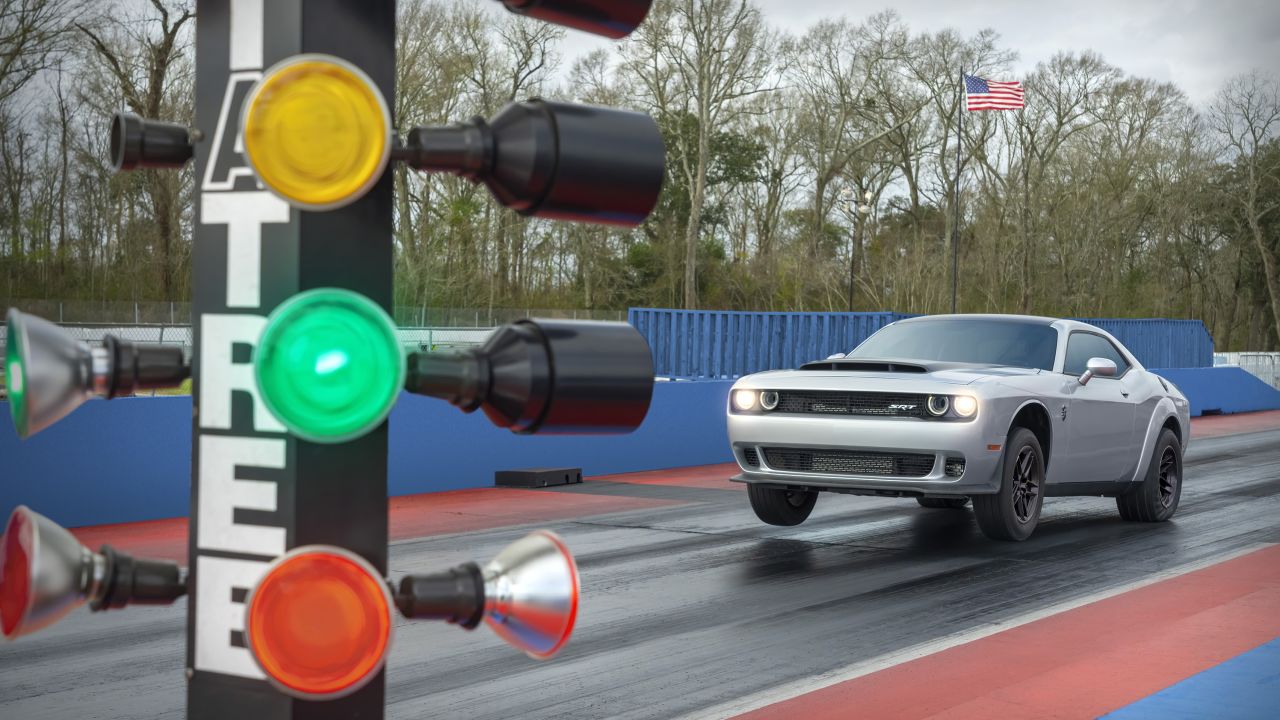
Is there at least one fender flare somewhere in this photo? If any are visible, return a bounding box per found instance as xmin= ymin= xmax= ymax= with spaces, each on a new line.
xmin=1129 ymin=397 xmax=1182 ymax=483
xmin=1005 ymin=398 xmax=1054 ymax=470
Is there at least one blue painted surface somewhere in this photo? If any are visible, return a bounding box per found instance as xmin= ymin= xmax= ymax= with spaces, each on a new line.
xmin=629 ymin=308 xmax=910 ymax=379
xmin=1101 ymin=637 xmax=1280 ymax=719
xmin=386 ymin=380 xmax=733 ymax=496
xmin=630 ymin=309 xmax=1215 ymax=379
xmin=1152 ymin=367 xmax=1280 ymax=417
xmin=0 ymin=396 xmax=192 ymax=528
xmin=3 ymin=364 xmax=1272 ymax=527
xmin=1076 ymin=318 xmax=1215 ymax=369
xmin=0 ymin=381 xmax=734 ymax=528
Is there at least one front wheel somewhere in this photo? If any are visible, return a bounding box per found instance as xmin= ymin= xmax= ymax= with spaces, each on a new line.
xmin=748 ymin=484 xmax=817 ymax=526
xmin=973 ymin=428 xmax=1045 ymax=541
xmin=1116 ymin=428 xmax=1183 ymax=522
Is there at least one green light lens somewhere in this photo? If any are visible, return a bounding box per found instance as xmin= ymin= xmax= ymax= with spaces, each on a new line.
xmin=255 ymin=289 xmax=404 ymax=443
xmin=5 ymin=313 xmax=26 ymax=438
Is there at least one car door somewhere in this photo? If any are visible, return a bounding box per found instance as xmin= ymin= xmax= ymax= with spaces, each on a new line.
xmin=1059 ymin=332 xmax=1138 ymax=484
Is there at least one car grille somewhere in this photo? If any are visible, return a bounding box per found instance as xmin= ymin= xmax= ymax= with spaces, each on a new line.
xmin=773 ymin=391 xmax=929 ymax=418
xmin=741 ymin=448 xmax=760 ymax=467
xmin=762 ymin=448 xmax=936 ymax=477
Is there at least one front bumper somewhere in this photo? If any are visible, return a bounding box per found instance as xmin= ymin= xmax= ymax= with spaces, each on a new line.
xmin=727 ymin=412 xmax=1005 ymax=496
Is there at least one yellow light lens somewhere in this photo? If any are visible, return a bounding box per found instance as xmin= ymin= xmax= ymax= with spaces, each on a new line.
xmin=954 ymin=395 xmax=978 ymax=417
xmin=733 ymin=390 xmax=757 ymax=411
xmin=242 ymin=54 xmax=390 ymax=210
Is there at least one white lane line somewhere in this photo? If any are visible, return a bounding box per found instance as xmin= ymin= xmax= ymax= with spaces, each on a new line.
xmin=681 ymin=542 xmax=1277 ymax=720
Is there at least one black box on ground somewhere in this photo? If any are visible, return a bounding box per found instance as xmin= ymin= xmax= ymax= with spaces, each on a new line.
xmin=495 ymin=467 xmax=584 ymax=488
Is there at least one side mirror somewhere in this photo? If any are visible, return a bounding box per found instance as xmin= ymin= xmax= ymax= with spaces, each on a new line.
xmin=825 ymin=353 xmax=846 ymax=360
xmin=1078 ymin=357 xmax=1117 ymax=386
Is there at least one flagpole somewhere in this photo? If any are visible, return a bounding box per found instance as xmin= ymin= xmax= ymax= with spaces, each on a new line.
xmin=951 ymin=70 xmax=964 ymax=314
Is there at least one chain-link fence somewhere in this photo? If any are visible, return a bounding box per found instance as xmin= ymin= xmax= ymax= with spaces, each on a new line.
xmin=2 ymin=299 xmax=624 ymax=327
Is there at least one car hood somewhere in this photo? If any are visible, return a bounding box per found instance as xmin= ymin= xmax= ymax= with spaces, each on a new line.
xmin=738 ymin=358 xmax=1044 ymax=388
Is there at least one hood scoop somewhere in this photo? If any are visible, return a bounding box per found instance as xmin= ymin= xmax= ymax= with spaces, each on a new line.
xmin=799 ymin=359 xmax=929 ymax=373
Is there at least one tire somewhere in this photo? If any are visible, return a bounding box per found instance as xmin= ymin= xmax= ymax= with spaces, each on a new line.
xmin=973 ymin=428 xmax=1045 ymax=541
xmin=917 ymin=497 xmax=970 ymax=509
xmin=1116 ymin=428 xmax=1183 ymax=522
xmin=748 ymin=484 xmax=818 ymax=526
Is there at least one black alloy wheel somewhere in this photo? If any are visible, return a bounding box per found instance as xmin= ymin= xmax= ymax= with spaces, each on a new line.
xmin=1011 ymin=446 xmax=1040 ymax=523
xmin=1157 ymin=447 xmax=1178 ymax=509
xmin=1117 ymin=427 xmax=1183 ymax=522
xmin=973 ymin=427 xmax=1045 ymax=541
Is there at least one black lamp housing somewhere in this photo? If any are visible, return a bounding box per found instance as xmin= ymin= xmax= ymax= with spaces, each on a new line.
xmin=405 ymin=318 xmax=654 ymax=434
xmin=403 ymin=99 xmax=665 ymax=227
xmin=495 ymin=0 xmax=654 ymax=39
xmin=110 ymin=112 xmax=195 ymax=171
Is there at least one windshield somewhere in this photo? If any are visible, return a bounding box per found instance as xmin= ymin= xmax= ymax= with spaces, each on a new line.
xmin=850 ymin=319 xmax=1059 ymax=370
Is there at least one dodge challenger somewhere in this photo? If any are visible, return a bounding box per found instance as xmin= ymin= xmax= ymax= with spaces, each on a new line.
xmin=726 ymin=315 xmax=1191 ymax=541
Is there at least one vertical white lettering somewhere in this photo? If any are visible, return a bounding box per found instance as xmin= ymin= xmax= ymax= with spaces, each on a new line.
xmin=201 ymin=193 xmax=290 ymax=308
xmin=194 ymin=556 xmax=269 ymax=678
xmin=229 ymin=0 xmax=264 ymax=71
xmin=199 ymin=314 xmax=285 ymax=432
xmin=197 ymin=435 xmax=287 ymax=556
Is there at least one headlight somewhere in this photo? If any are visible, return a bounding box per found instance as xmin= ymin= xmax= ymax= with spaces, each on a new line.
xmin=926 ymin=395 xmax=950 ymax=416
xmin=953 ymin=395 xmax=978 ymax=418
xmin=760 ymin=391 xmax=779 ymax=411
xmin=732 ymin=390 xmax=758 ymax=411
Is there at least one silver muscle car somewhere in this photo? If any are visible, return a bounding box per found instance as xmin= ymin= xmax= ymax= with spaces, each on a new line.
xmin=726 ymin=315 xmax=1192 ymax=541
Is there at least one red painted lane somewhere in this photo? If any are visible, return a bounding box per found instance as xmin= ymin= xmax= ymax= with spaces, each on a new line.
xmin=71 ymin=488 xmax=681 ymax=563
xmin=71 ymin=517 xmax=190 ymax=563
xmin=735 ymin=544 xmax=1280 ymax=720
xmin=386 ymin=487 xmax=680 ymax=540
xmin=1190 ymin=409 xmax=1280 ymax=439
xmin=589 ymin=463 xmax=744 ymax=491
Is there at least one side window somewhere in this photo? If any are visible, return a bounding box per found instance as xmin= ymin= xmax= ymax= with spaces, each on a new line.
xmin=1063 ymin=333 xmax=1130 ymax=377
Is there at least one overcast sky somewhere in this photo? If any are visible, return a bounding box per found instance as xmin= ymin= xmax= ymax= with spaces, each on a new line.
xmin=550 ymin=0 xmax=1280 ymax=106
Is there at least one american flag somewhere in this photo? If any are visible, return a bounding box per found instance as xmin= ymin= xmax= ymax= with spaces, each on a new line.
xmin=964 ymin=75 xmax=1024 ymax=111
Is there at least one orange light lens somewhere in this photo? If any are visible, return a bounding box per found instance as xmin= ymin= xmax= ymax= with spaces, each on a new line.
xmin=246 ymin=547 xmax=391 ymax=699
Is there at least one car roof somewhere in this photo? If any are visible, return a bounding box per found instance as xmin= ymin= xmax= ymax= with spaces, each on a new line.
xmin=895 ymin=313 xmax=1059 ymax=325
xmin=895 ymin=314 xmax=1114 ymax=334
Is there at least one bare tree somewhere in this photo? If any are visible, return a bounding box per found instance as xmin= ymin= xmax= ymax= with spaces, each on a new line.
xmin=76 ymin=0 xmax=192 ymax=299
xmin=1210 ymin=72 xmax=1280 ymax=346
xmin=624 ymin=0 xmax=772 ymax=309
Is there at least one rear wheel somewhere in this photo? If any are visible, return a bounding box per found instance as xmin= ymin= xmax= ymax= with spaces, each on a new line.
xmin=973 ymin=428 xmax=1045 ymax=541
xmin=748 ymin=484 xmax=818 ymax=526
xmin=917 ymin=497 xmax=970 ymax=509
xmin=1116 ymin=428 xmax=1182 ymax=522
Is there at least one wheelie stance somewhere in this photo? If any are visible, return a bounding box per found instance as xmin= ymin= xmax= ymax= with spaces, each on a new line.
xmin=727 ymin=315 xmax=1191 ymax=541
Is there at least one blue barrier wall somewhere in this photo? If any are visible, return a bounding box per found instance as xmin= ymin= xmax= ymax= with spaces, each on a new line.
xmin=630 ymin=309 xmax=1215 ymax=378
xmin=1151 ymin=367 xmax=1280 ymax=417
xmin=0 ymin=381 xmax=735 ymax=528
xmin=4 ymin=366 xmax=1272 ymax=528
xmin=1077 ymin=319 xmax=1214 ymax=369
xmin=629 ymin=308 xmax=908 ymax=379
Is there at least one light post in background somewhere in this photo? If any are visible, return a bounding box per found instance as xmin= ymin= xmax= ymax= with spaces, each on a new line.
xmin=840 ymin=187 xmax=873 ymax=312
